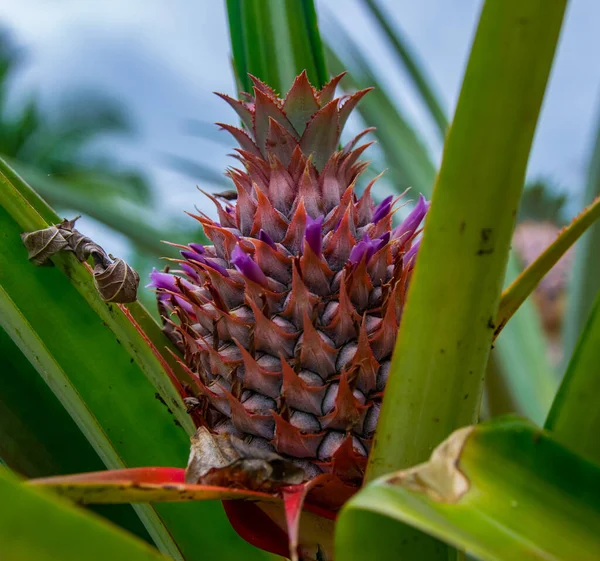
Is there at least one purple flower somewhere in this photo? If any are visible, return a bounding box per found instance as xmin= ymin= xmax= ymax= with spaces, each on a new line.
xmin=349 ymin=232 xmax=390 ymax=265
xmin=372 ymin=195 xmax=393 ymax=223
xmin=304 ymin=215 xmax=323 ymax=257
xmin=181 ymin=250 xmax=203 ymax=262
xmin=258 ymin=229 xmax=277 ymax=250
xmin=231 ymin=245 xmax=269 ymax=286
xmin=181 ymin=250 xmax=229 ymax=277
xmin=147 ymin=269 xmax=180 ymax=292
xmin=404 ymin=239 xmax=421 ymax=267
xmin=202 ymin=258 xmax=229 ymax=277
xmin=147 ymin=269 xmax=198 ymax=293
xmin=147 ymin=269 xmax=195 ymax=313
xmin=189 ymin=243 xmax=205 ymax=255
xmin=392 ymin=194 xmax=430 ymax=242
xmin=180 ymin=262 xmax=200 ymax=282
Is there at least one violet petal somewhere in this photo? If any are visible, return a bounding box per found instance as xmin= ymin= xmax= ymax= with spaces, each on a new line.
xmin=189 ymin=243 xmax=205 ymax=255
xmin=304 ymin=215 xmax=323 ymax=256
xmin=147 ymin=269 xmax=179 ymax=292
xmin=258 ymin=229 xmax=277 ymax=250
xmin=202 ymin=257 xmax=230 ymax=277
xmin=231 ymin=245 xmax=269 ymax=286
xmin=349 ymin=238 xmax=370 ymax=265
xmin=181 ymin=250 xmax=229 ymax=277
xmin=392 ymin=194 xmax=430 ymax=241
xmin=372 ymin=195 xmax=393 ymax=223
xmin=349 ymin=232 xmax=390 ymax=266
xmin=180 ymin=262 xmax=200 ymax=282
xmin=181 ymin=250 xmax=202 ymax=262
xmin=172 ymin=295 xmax=195 ymax=314
xmin=374 ymin=232 xmax=390 ymax=252
xmin=404 ymin=239 xmax=421 ymax=266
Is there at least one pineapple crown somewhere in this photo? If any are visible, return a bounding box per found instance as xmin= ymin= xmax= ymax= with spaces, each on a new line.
xmin=216 ymin=70 xmax=371 ymax=173
xmin=148 ymin=71 xmax=430 ymax=510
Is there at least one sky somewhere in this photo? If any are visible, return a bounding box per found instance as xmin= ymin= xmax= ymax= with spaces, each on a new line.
xmin=1 ymin=0 xmax=599 ymax=253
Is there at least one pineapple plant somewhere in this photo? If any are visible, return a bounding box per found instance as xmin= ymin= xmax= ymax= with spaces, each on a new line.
xmin=146 ymin=71 xmax=428 ymax=551
xmin=7 ymin=1 xmax=600 ymax=560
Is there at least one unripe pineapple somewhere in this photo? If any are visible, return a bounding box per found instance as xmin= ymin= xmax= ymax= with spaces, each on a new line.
xmin=150 ymin=72 xmax=428 ymax=507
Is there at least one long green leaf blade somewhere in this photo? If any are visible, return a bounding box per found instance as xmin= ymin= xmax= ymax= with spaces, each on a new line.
xmin=546 ymin=291 xmax=600 ymax=463
xmin=338 ymin=417 xmax=600 ymax=561
xmin=0 ymin=468 xmax=167 ymax=561
xmin=0 ymin=327 xmax=153 ymax=543
xmin=0 ymin=272 xmax=182 ymax=559
xmin=226 ymin=0 xmax=251 ymax=92
xmin=8 ymin=159 xmax=195 ymax=256
xmin=0 ymin=164 xmax=270 ymax=560
xmin=0 ymin=157 xmax=193 ymax=434
xmin=367 ymin=0 xmax=566 ymax=479
xmin=226 ymin=0 xmax=327 ymax=95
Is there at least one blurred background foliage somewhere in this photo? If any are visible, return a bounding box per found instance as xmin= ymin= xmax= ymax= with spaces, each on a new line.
xmin=1 ymin=0 xmax=600 ymax=557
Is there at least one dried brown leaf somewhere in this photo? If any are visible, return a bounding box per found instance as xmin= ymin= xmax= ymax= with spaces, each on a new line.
xmin=21 ymin=218 xmax=139 ymax=303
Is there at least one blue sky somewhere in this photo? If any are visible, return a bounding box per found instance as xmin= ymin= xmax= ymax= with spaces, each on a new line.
xmin=1 ymin=0 xmax=599 ymax=252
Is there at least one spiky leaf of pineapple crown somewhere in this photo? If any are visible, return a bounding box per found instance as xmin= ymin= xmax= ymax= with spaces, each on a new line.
xmin=149 ymin=71 xmax=429 ymax=505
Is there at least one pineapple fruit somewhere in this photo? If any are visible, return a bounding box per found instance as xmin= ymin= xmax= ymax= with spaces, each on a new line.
xmin=150 ymin=71 xmax=428 ymax=511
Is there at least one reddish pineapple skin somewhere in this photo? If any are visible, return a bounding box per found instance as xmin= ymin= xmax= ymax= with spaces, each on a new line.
xmin=149 ymin=72 xmax=429 ymax=556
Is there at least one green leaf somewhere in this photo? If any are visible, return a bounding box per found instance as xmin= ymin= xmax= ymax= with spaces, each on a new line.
xmin=226 ymin=0 xmax=328 ymax=96
xmin=546 ymin=291 xmax=600 ymax=464
xmin=337 ymin=417 xmax=600 ymax=561
xmin=367 ymin=0 xmax=566 ymax=479
xmin=359 ymin=0 xmax=448 ymax=137
xmin=0 ymin=326 xmax=153 ymax=543
xmin=0 ymin=161 xmax=270 ymax=560
xmin=0 ymin=159 xmax=194 ymax=434
xmin=0 ymin=212 xmax=180 ymax=560
xmin=497 ymin=194 xmax=600 ymax=335
xmin=0 ymin=468 xmax=167 ymax=561
xmin=563 ymin=108 xmax=600 ymax=360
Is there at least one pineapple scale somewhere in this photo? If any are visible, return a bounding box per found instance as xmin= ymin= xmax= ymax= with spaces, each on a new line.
xmin=152 ymin=71 xmax=428 ymax=485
